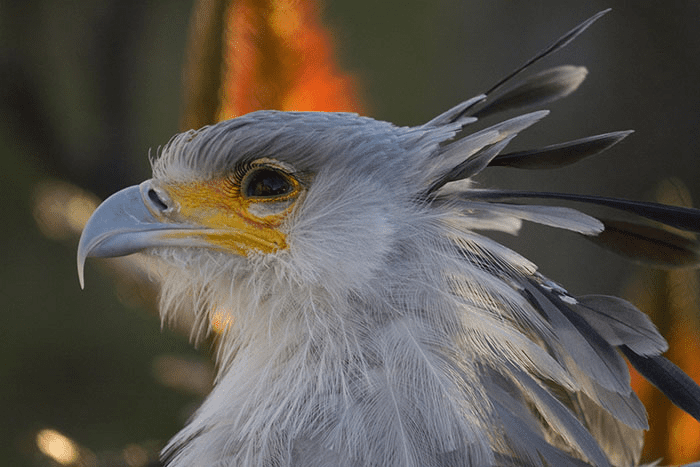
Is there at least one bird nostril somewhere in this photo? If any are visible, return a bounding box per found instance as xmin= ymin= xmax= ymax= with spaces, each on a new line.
xmin=148 ymin=188 xmax=169 ymax=211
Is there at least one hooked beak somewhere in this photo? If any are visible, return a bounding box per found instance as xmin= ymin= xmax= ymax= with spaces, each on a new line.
xmin=77 ymin=181 xmax=204 ymax=288
xmin=77 ymin=176 xmax=291 ymax=289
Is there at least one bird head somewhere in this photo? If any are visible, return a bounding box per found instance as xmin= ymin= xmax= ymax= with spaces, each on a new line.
xmin=78 ymin=110 xmax=478 ymax=345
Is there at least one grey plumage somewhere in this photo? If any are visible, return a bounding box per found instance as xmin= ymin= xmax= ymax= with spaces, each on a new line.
xmin=77 ymin=10 xmax=700 ymax=467
xmin=488 ymin=131 xmax=633 ymax=170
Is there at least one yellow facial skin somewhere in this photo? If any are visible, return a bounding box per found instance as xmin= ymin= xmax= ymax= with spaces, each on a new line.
xmin=157 ymin=172 xmax=300 ymax=256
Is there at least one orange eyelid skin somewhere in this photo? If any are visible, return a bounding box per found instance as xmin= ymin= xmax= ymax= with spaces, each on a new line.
xmin=159 ymin=178 xmax=298 ymax=255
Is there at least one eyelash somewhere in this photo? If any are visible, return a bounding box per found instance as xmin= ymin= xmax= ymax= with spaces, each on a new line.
xmin=229 ymin=160 xmax=254 ymax=185
xmin=229 ymin=160 xmax=303 ymax=185
xmin=224 ymin=159 xmax=308 ymax=199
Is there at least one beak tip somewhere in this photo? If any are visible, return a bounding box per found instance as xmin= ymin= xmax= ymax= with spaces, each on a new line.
xmin=74 ymin=183 xmax=153 ymax=290
xmin=77 ymin=253 xmax=86 ymax=289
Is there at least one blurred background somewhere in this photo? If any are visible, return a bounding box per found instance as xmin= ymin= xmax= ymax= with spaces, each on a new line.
xmin=2 ymin=0 xmax=699 ymax=465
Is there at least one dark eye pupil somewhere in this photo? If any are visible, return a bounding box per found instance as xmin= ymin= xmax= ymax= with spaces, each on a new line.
xmin=243 ymin=168 xmax=292 ymax=198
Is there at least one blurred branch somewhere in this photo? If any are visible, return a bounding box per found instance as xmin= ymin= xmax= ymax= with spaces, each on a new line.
xmin=180 ymin=0 xmax=231 ymax=130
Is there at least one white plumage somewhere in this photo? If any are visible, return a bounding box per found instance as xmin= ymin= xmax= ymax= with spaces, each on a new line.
xmin=78 ymin=11 xmax=700 ymax=466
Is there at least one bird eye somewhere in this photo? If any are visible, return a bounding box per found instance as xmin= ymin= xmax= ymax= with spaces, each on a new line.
xmin=241 ymin=167 xmax=295 ymax=199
